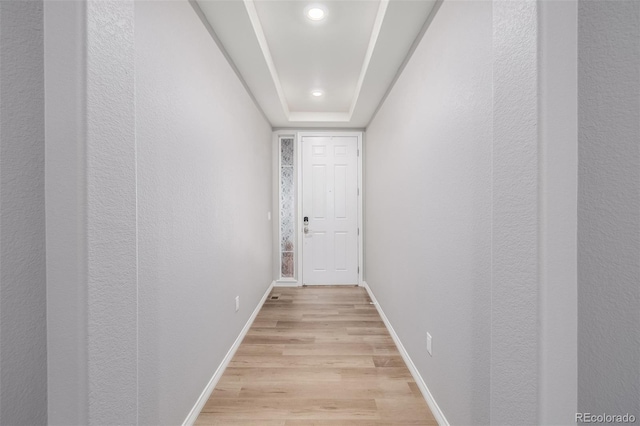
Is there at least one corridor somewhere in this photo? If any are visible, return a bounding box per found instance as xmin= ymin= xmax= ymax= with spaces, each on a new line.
xmin=0 ymin=0 xmax=637 ymax=425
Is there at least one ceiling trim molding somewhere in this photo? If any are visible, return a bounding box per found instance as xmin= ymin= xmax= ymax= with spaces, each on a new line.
xmin=273 ymin=127 xmax=366 ymax=132
xmin=365 ymin=0 xmax=443 ymax=130
xmin=189 ymin=0 xmax=271 ymax=126
xmin=348 ymin=0 xmax=389 ymax=119
xmin=288 ymin=112 xmax=351 ymax=122
xmin=244 ymin=0 xmax=291 ymax=117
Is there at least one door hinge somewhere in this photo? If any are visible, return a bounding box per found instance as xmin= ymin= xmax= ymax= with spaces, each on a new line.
xmin=358 ymin=266 xmax=360 ymax=274
xmin=357 ymin=228 xmax=360 ymax=235
xmin=357 ymin=187 xmax=360 ymax=196
xmin=357 ymin=148 xmax=360 ymax=157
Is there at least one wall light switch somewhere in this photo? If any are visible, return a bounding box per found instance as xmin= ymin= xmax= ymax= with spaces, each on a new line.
xmin=427 ymin=332 xmax=432 ymax=356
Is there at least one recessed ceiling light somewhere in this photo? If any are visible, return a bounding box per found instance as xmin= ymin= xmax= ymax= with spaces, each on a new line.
xmin=305 ymin=5 xmax=326 ymax=21
xmin=311 ymin=90 xmax=324 ymax=97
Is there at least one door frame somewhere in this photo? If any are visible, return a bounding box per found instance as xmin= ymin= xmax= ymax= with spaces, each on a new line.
xmin=297 ymin=131 xmax=363 ymax=286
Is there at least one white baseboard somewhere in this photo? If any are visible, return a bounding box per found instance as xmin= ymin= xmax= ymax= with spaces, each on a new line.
xmin=182 ymin=281 xmax=275 ymax=426
xmin=362 ymin=281 xmax=450 ymax=426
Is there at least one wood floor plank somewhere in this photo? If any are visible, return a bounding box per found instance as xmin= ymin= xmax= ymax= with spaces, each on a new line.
xmin=281 ymin=342 xmax=395 ymax=356
xmin=251 ymin=319 xmax=279 ymax=328
xmin=339 ymin=367 xmax=415 ymax=381
xmin=235 ymin=380 xmax=415 ymax=399
xmin=195 ymin=415 xmax=286 ymax=426
xmin=195 ymin=286 xmax=437 ymax=425
xmin=235 ymin=344 xmax=285 ymax=356
xmin=284 ymin=421 xmax=436 ymax=426
xmin=375 ymin=398 xmax=438 ymax=423
xmin=202 ymin=398 xmax=379 ymax=420
xmin=373 ymin=355 xmax=409 ymax=368
xmin=220 ymin=367 xmax=343 ymax=383
xmin=242 ymin=335 xmax=316 ymax=345
xmin=275 ymin=320 xmax=385 ymax=329
xmin=229 ymin=355 xmax=376 ymax=369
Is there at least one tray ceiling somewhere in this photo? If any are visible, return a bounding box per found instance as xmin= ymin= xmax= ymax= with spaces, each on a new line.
xmin=195 ymin=0 xmax=438 ymax=128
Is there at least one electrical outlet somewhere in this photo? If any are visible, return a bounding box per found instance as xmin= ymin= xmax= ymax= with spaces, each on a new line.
xmin=427 ymin=332 xmax=432 ymax=356
xmin=235 ymin=296 xmax=240 ymax=312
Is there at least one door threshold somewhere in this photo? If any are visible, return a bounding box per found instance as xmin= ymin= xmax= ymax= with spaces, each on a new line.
xmin=302 ymin=284 xmax=359 ymax=288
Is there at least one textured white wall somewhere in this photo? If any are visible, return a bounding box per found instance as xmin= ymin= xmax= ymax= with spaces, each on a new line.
xmin=85 ymin=2 xmax=138 ymax=424
xmin=578 ymin=1 xmax=640 ymax=417
xmin=0 ymin=1 xmax=47 ymax=425
xmin=365 ymin=2 xmax=492 ymax=424
xmin=48 ymin=2 xmax=139 ymax=424
xmin=36 ymin=0 xmax=638 ymax=424
xmin=46 ymin=3 xmax=140 ymax=424
xmin=366 ymin=1 xmax=582 ymax=424
xmin=135 ymin=1 xmax=272 ymax=424
xmin=46 ymin=1 xmax=272 ymax=424
xmin=490 ymin=2 xmax=540 ymax=423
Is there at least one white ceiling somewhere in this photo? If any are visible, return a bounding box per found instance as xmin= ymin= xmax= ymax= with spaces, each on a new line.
xmin=195 ymin=0 xmax=438 ymax=128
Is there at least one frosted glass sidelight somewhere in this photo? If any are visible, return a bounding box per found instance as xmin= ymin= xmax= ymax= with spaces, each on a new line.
xmin=281 ymin=137 xmax=294 ymax=166
xmin=280 ymin=137 xmax=295 ymax=278
xmin=281 ymin=252 xmax=294 ymax=277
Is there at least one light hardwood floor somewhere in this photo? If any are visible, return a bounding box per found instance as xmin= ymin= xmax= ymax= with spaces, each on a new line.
xmin=195 ymin=286 xmax=437 ymax=425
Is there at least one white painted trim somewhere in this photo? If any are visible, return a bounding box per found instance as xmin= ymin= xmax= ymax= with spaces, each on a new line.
xmin=188 ymin=0 xmax=271 ymax=125
xmin=243 ymin=0 xmax=290 ymax=117
xmin=182 ymin=281 xmax=275 ymax=426
xmin=365 ymin=0 xmax=443 ymax=129
xmin=288 ymin=112 xmax=350 ymax=122
xmin=362 ymin=281 xmax=449 ymax=426
xmin=348 ymin=0 xmax=389 ymax=118
xmin=295 ymin=131 xmax=304 ymax=285
xmin=357 ymin=136 xmax=363 ymax=285
xmin=278 ymin=135 xmax=283 ymax=280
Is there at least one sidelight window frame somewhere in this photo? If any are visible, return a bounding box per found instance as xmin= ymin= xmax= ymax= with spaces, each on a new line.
xmin=278 ymin=135 xmax=297 ymax=281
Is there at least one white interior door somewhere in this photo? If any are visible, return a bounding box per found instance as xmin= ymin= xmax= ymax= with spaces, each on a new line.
xmin=302 ymin=135 xmax=359 ymax=285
